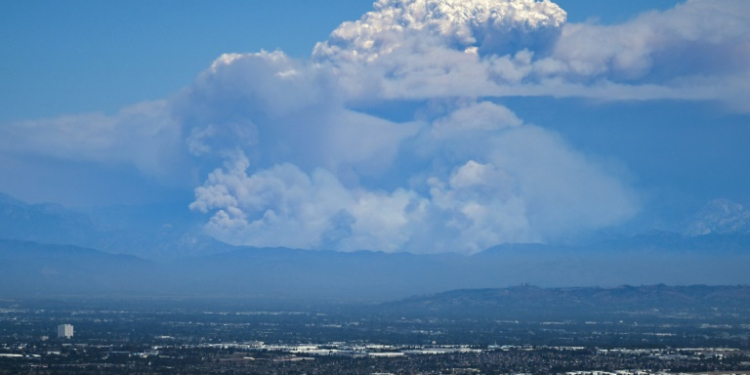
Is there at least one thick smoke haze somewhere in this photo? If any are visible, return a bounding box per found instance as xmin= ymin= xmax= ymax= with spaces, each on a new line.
xmin=1 ymin=0 xmax=749 ymax=253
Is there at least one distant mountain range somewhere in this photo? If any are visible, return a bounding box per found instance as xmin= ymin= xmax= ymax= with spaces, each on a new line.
xmin=0 ymin=239 xmax=159 ymax=296
xmin=0 ymin=192 xmax=231 ymax=260
xmin=1 ymin=234 xmax=749 ymax=301
xmin=384 ymin=284 xmax=750 ymax=318
xmin=0 ymin=193 xmax=749 ymax=301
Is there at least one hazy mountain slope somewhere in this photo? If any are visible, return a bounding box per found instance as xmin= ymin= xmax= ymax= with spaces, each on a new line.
xmin=171 ymin=248 xmax=478 ymax=300
xmin=384 ymin=284 xmax=750 ymax=318
xmin=83 ymin=202 xmax=227 ymax=259
xmin=0 ymin=197 xmax=749 ymax=302
xmin=0 ymin=239 xmax=162 ymax=297
xmin=0 ymin=234 xmax=749 ymax=301
xmin=165 ymin=233 xmax=750 ymax=301
xmin=0 ymin=193 xmax=100 ymax=248
xmin=0 ymin=193 xmax=228 ymax=260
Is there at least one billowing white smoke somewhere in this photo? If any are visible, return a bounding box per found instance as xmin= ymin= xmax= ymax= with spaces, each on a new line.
xmin=11 ymin=0 xmax=749 ymax=252
xmin=313 ymin=0 xmax=566 ymax=62
xmin=309 ymin=0 xmax=750 ymax=105
xmin=310 ymin=0 xmax=567 ymax=101
xmin=185 ymin=46 xmax=638 ymax=253
xmin=181 ymin=0 xmax=640 ymax=253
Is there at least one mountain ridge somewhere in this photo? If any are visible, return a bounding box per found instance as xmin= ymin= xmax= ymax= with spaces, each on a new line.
xmin=382 ymin=284 xmax=750 ymax=318
xmin=1 ymin=235 xmax=749 ymax=302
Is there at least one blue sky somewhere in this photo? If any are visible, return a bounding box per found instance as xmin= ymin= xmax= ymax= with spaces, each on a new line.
xmin=1 ymin=0 xmax=683 ymax=122
xmin=0 ymin=0 xmax=374 ymax=122
xmin=1 ymin=0 xmax=748 ymax=253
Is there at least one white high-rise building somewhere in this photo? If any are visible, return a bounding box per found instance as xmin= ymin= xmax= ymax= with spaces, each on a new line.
xmin=57 ymin=324 xmax=73 ymax=339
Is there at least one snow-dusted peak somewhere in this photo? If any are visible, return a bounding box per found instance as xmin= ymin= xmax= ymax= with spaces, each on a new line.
xmin=685 ymin=198 xmax=750 ymax=236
